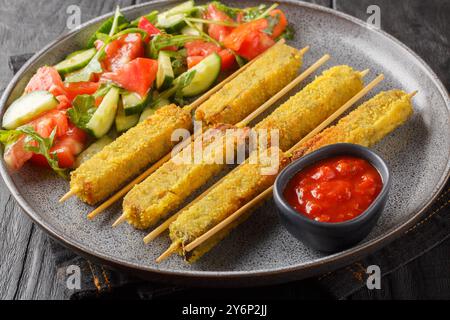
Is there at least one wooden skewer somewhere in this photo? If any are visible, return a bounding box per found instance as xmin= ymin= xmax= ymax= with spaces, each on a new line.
xmin=146 ymin=66 xmax=371 ymax=244
xmin=155 ymin=73 xmax=382 ymax=262
xmin=143 ymin=54 xmax=335 ymax=241
xmin=86 ymin=43 xmax=302 ymax=219
xmin=59 ymin=41 xmax=288 ymax=205
xmin=156 ymin=242 xmax=180 ymax=263
xmin=181 ymin=74 xmax=386 ymax=254
xmin=59 ymin=189 xmax=77 ymax=203
xmin=108 ymin=47 xmax=317 ymax=226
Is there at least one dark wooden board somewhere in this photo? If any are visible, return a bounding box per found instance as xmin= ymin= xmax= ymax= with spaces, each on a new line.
xmin=0 ymin=0 xmax=447 ymax=300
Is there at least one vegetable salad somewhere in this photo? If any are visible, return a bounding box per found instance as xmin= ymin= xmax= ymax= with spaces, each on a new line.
xmin=0 ymin=1 xmax=292 ymax=177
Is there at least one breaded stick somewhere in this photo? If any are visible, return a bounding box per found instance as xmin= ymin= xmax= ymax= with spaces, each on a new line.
xmin=124 ymin=65 xmax=362 ymax=229
xmin=123 ymin=125 xmax=249 ymax=229
xmin=70 ymin=104 xmax=192 ymax=205
xmin=169 ymin=147 xmax=287 ymax=263
xmin=195 ymin=42 xmax=302 ymax=126
xmin=292 ymin=90 xmax=414 ymax=159
xmin=255 ymin=65 xmax=364 ymax=151
xmin=166 ymin=90 xmax=414 ymax=262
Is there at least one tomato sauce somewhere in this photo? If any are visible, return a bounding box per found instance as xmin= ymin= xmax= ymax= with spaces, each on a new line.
xmin=283 ymin=156 xmax=383 ymax=223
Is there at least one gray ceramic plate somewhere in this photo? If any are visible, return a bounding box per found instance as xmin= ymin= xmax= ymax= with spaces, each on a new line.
xmin=1 ymin=0 xmax=449 ymax=286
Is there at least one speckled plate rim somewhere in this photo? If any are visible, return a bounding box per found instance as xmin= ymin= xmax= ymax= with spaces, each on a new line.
xmin=1 ymin=0 xmax=449 ymax=286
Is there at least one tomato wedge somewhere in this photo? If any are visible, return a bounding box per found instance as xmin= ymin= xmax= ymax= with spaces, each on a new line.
xmin=101 ymin=58 xmax=158 ymax=97
xmin=138 ymin=17 xmax=160 ymax=42
xmin=103 ymin=33 xmax=145 ymax=71
xmin=64 ymin=82 xmax=100 ymax=101
xmin=223 ymin=19 xmax=275 ymax=60
xmin=25 ymin=66 xmax=66 ymax=97
xmin=4 ymin=110 xmax=72 ymax=171
xmin=205 ymin=4 xmax=234 ymax=42
xmin=268 ymin=9 xmax=288 ymax=39
xmin=31 ymin=125 xmax=86 ymax=169
xmin=185 ymin=40 xmax=235 ymax=70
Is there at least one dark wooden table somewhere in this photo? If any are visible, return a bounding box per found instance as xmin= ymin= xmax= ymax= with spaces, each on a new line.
xmin=0 ymin=0 xmax=448 ymax=300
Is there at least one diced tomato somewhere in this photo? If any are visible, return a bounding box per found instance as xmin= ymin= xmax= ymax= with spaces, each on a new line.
xmin=30 ymin=125 xmax=86 ymax=169
xmin=217 ymin=49 xmax=236 ymax=70
xmin=103 ymin=33 xmax=145 ymax=71
xmin=32 ymin=109 xmax=69 ymax=138
xmin=4 ymin=110 xmax=72 ymax=171
xmin=4 ymin=137 xmax=33 ymax=171
xmin=162 ymin=45 xmax=178 ymax=51
xmin=64 ymin=82 xmax=100 ymax=101
xmin=101 ymin=58 xmax=158 ymax=97
xmin=185 ymin=40 xmax=235 ymax=71
xmin=187 ymin=56 xmax=204 ymax=69
xmin=223 ymin=19 xmax=268 ymax=51
xmin=205 ymin=4 xmax=234 ymax=42
xmin=235 ymin=31 xmax=275 ymax=60
xmin=25 ymin=66 xmax=66 ymax=97
xmin=268 ymin=9 xmax=288 ymax=39
xmin=55 ymin=95 xmax=72 ymax=110
xmin=138 ymin=17 xmax=160 ymax=43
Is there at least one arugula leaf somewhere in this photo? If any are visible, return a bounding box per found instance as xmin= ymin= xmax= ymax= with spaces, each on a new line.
xmin=263 ymin=14 xmax=280 ymax=35
xmin=149 ymin=34 xmax=202 ymax=58
xmin=0 ymin=127 xmax=67 ymax=178
xmin=109 ymin=6 xmax=128 ymax=36
xmin=0 ymin=130 xmax=22 ymax=146
xmin=67 ymin=95 xmax=96 ymax=130
xmin=19 ymin=126 xmax=67 ymax=178
xmin=173 ymin=70 xmax=196 ymax=106
xmin=277 ymin=25 xmax=295 ymax=41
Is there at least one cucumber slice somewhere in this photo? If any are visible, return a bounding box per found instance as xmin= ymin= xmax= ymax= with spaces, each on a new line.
xmin=157 ymin=13 xmax=187 ymax=33
xmin=74 ymin=135 xmax=113 ymax=168
xmin=181 ymin=53 xmax=221 ymax=97
xmin=156 ymin=51 xmax=174 ymax=90
xmin=115 ymin=102 xmax=139 ymax=132
xmin=2 ymin=91 xmax=58 ymax=129
xmin=54 ymin=48 xmax=96 ymax=75
xmin=157 ymin=0 xmax=194 ymax=33
xmin=121 ymin=92 xmax=150 ymax=116
xmin=86 ymin=87 xmax=119 ymax=138
xmin=139 ymin=98 xmax=170 ymax=123
xmin=158 ymin=1 xmax=194 ymax=19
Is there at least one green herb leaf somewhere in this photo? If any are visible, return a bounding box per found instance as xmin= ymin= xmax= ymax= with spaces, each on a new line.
xmin=67 ymin=94 xmax=97 ymax=130
xmin=20 ymin=126 xmax=67 ymax=178
xmin=0 ymin=129 xmax=22 ymax=146
xmin=263 ymin=14 xmax=280 ymax=35
xmin=109 ymin=6 xmax=128 ymax=37
xmin=277 ymin=25 xmax=295 ymax=41
xmin=150 ymin=34 xmax=202 ymax=58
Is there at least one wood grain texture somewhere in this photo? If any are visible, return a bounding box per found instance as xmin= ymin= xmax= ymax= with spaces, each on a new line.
xmin=0 ymin=0 xmax=448 ymax=300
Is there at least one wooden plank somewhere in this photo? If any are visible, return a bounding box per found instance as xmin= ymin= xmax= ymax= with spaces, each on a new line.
xmin=334 ymin=0 xmax=449 ymax=87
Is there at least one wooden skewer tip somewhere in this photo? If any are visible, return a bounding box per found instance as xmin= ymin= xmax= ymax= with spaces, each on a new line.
xmin=359 ymin=69 xmax=370 ymax=77
xmin=59 ymin=190 xmax=75 ymax=203
xmin=408 ymin=90 xmax=418 ymax=98
xmin=300 ymin=45 xmax=310 ymax=55
xmin=156 ymin=242 xmax=179 ymax=263
xmin=112 ymin=213 xmax=127 ymax=227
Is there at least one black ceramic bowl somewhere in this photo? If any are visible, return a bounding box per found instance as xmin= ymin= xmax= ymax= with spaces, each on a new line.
xmin=273 ymin=143 xmax=392 ymax=253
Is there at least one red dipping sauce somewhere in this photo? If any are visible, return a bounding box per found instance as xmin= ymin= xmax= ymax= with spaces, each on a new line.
xmin=283 ymin=156 xmax=383 ymax=223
